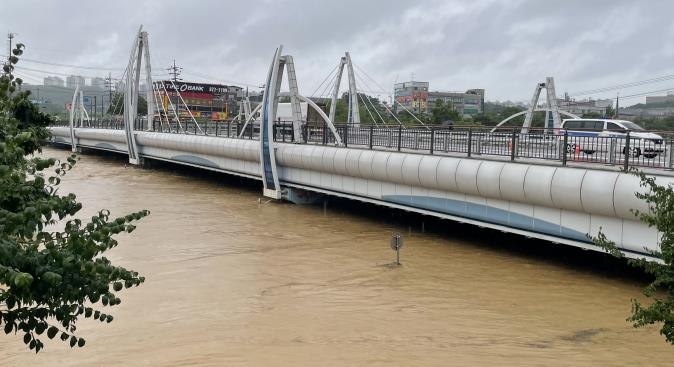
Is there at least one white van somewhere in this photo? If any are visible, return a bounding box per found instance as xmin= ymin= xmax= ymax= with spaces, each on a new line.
xmin=559 ymin=119 xmax=664 ymax=159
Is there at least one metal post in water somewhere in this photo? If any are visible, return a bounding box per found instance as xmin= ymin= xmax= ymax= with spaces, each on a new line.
xmin=390 ymin=233 xmax=404 ymax=266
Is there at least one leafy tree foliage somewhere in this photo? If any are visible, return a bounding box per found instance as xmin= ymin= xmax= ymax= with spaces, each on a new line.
xmin=430 ymin=99 xmax=460 ymax=124
xmin=582 ymin=111 xmax=603 ymax=118
xmin=594 ymin=171 xmax=674 ymax=344
xmin=605 ymin=104 xmax=615 ymax=118
xmin=1 ymin=44 xmax=147 ymax=352
xmin=107 ymin=92 xmax=147 ymax=115
xmin=631 ymin=115 xmax=674 ymax=131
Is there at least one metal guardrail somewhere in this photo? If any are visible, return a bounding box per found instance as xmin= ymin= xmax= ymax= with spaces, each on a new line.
xmin=52 ymin=120 xmax=674 ymax=171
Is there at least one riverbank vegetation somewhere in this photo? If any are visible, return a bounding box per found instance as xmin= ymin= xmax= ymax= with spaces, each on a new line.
xmin=595 ymin=171 xmax=674 ymax=345
xmin=0 ymin=43 xmax=147 ymax=352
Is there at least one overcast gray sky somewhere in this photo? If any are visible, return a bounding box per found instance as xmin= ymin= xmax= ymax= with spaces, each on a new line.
xmin=2 ymin=0 xmax=673 ymax=104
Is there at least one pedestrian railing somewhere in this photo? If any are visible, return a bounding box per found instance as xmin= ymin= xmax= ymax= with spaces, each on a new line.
xmin=51 ymin=120 xmax=674 ymax=171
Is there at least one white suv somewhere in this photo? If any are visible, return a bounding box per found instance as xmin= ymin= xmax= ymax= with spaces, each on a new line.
xmin=559 ymin=119 xmax=664 ymax=159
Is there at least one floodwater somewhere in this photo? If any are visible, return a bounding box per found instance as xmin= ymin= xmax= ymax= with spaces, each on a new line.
xmin=1 ymin=147 xmax=672 ymax=366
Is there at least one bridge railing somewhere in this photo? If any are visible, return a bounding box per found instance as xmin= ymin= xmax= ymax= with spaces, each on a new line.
xmin=305 ymin=123 xmax=674 ymax=171
xmin=51 ymin=120 xmax=674 ymax=171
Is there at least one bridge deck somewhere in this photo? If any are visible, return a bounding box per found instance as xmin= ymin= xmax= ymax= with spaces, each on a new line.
xmin=53 ymin=121 xmax=674 ymax=177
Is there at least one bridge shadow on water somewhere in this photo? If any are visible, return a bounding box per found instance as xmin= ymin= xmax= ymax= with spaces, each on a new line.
xmin=324 ymin=197 xmax=652 ymax=286
xmin=75 ymin=147 xmax=652 ymax=285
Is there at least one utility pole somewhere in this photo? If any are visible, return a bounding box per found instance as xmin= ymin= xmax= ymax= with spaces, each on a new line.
xmin=7 ymin=32 xmax=16 ymax=59
xmin=4 ymin=32 xmax=16 ymax=76
xmin=104 ymin=72 xmax=114 ymax=114
xmin=167 ymin=60 xmax=182 ymax=83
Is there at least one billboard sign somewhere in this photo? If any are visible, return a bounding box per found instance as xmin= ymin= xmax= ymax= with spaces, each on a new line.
xmin=154 ymin=81 xmax=229 ymax=95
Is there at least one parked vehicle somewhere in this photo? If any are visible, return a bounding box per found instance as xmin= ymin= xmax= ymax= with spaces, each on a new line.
xmin=559 ymin=119 xmax=664 ymax=158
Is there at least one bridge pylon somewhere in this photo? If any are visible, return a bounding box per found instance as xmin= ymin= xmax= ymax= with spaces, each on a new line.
xmin=122 ymin=26 xmax=154 ymax=165
xmin=491 ymin=77 xmax=580 ymax=133
xmin=67 ymin=86 xmax=93 ymax=152
xmin=259 ymin=45 xmax=343 ymax=199
xmin=328 ymin=52 xmax=360 ymax=126
xmin=521 ymin=77 xmax=561 ymax=134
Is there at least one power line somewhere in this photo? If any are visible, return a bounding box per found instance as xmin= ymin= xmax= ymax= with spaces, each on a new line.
xmin=14 ymin=65 xmax=121 ymax=79
xmin=615 ymin=87 xmax=674 ymax=101
xmin=570 ymin=74 xmax=674 ymax=97
xmin=0 ymin=54 xmax=123 ymax=71
xmin=180 ymin=70 xmax=261 ymax=88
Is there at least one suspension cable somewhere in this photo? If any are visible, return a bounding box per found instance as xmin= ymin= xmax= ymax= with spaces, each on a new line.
xmin=310 ymin=64 xmax=339 ymax=97
xmin=354 ymin=70 xmax=404 ymax=126
xmin=161 ymin=82 xmax=184 ymax=132
xmin=354 ymin=73 xmax=390 ymax=126
xmin=357 ymin=92 xmax=378 ymax=126
xmin=168 ymin=79 xmax=202 ymax=134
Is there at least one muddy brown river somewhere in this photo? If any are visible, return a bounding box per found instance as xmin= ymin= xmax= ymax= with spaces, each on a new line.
xmin=1 ymin=147 xmax=671 ymax=366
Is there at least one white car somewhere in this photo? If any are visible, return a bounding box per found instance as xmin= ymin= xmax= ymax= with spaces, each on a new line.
xmin=559 ymin=119 xmax=664 ymax=159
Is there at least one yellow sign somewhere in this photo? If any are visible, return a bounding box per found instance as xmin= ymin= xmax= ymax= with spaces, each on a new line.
xmin=211 ymin=111 xmax=227 ymax=120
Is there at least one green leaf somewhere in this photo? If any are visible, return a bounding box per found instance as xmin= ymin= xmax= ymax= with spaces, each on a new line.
xmin=77 ymin=338 xmax=86 ymax=347
xmin=69 ymin=336 xmax=77 ymax=348
xmin=113 ymin=281 xmax=123 ymax=292
xmin=6 ymin=296 xmax=16 ymax=310
xmin=13 ymin=272 xmax=34 ymax=288
xmin=42 ymin=271 xmax=62 ymax=285
xmin=4 ymin=322 xmax=14 ymax=334
xmin=23 ymin=332 xmax=31 ymax=344
xmin=47 ymin=326 xmax=58 ymax=339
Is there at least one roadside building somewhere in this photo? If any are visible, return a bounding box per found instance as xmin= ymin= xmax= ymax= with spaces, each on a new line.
xmin=645 ymin=92 xmax=674 ymax=105
xmin=153 ymin=80 xmax=243 ymax=121
xmin=428 ymin=89 xmax=484 ymax=116
xmin=394 ymin=80 xmax=485 ymax=117
xmin=90 ymin=77 xmax=106 ymax=89
xmin=43 ymin=76 xmax=64 ymax=87
xmin=66 ymin=75 xmax=85 ymax=89
xmin=556 ymin=97 xmax=611 ymax=116
xmin=393 ymin=81 xmax=429 ymax=114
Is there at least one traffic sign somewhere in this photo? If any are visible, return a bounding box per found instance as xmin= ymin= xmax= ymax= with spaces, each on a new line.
xmin=390 ymin=233 xmax=404 ymax=250
xmin=390 ymin=233 xmax=403 ymax=265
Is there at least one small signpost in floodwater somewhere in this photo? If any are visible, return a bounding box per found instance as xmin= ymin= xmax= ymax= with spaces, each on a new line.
xmin=390 ymin=233 xmax=404 ymax=265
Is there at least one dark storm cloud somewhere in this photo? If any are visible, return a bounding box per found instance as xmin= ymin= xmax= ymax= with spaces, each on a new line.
xmin=3 ymin=0 xmax=674 ymax=102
